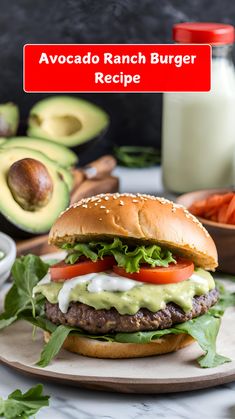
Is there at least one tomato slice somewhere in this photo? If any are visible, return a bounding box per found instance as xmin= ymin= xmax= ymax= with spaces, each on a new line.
xmin=50 ymin=256 xmax=116 ymax=281
xmin=113 ymin=259 xmax=194 ymax=285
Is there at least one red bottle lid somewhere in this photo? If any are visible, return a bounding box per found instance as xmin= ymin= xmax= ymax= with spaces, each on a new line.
xmin=173 ymin=22 xmax=234 ymax=45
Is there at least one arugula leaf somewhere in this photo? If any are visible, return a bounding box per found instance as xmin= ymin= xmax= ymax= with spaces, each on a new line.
xmin=1 ymin=254 xmax=235 ymax=369
xmin=116 ymin=313 xmax=230 ymax=368
xmin=23 ymin=310 xmax=229 ymax=368
xmin=12 ymin=255 xmax=49 ymax=316
xmin=20 ymin=315 xmax=112 ymax=367
xmin=115 ymin=328 xmax=182 ymax=343
xmin=210 ymin=280 xmax=235 ymax=316
xmin=0 ymin=315 xmax=18 ymax=330
xmin=36 ymin=325 xmax=74 ymax=367
xmin=115 ymin=285 xmax=235 ymax=369
xmin=0 ymin=384 xmax=50 ymax=418
xmin=63 ymin=238 xmax=176 ymax=273
xmin=0 ymin=255 xmax=49 ymax=330
xmin=35 ymin=283 xmax=235 ymax=369
xmin=176 ymin=314 xmax=230 ymax=368
xmin=19 ymin=313 xmax=57 ymax=334
xmin=114 ymin=146 xmax=161 ymax=168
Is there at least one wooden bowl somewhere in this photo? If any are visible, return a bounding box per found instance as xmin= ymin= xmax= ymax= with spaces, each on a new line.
xmin=176 ymin=189 xmax=235 ymax=274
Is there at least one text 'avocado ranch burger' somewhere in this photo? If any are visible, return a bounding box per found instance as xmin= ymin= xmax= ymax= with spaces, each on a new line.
xmin=32 ymin=193 xmax=224 ymax=363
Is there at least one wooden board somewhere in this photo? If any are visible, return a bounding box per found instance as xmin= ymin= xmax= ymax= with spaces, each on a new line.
xmin=16 ymin=175 xmax=119 ymax=256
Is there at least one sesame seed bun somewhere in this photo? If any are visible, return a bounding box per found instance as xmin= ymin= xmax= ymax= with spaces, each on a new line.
xmin=49 ymin=193 xmax=218 ymax=270
xmin=44 ymin=331 xmax=195 ymax=359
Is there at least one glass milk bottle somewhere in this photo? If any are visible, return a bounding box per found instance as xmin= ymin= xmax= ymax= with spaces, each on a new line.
xmin=162 ymin=23 xmax=235 ymax=193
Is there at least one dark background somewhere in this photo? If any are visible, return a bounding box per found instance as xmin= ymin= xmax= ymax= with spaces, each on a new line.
xmin=0 ymin=0 xmax=235 ymax=161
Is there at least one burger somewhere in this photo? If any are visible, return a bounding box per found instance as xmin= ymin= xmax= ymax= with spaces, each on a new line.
xmin=32 ymin=193 xmax=222 ymax=363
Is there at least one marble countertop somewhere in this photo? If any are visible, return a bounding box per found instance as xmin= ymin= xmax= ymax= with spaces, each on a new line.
xmin=0 ymin=166 xmax=235 ymax=419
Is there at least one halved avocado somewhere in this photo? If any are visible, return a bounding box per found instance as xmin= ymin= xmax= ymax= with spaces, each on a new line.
xmin=0 ymin=147 xmax=70 ymax=237
xmin=0 ymin=103 xmax=19 ymax=137
xmin=0 ymin=137 xmax=74 ymax=191
xmin=27 ymin=96 xmax=109 ymax=148
xmin=59 ymin=165 xmax=74 ymax=191
xmin=0 ymin=136 xmax=78 ymax=168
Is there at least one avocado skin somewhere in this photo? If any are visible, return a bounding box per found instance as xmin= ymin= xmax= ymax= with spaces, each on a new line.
xmin=0 ymin=214 xmax=43 ymax=239
xmin=0 ymin=136 xmax=78 ymax=168
xmin=69 ymin=126 xmax=108 ymax=153
xmin=27 ymin=96 xmax=109 ymax=149
xmin=0 ymin=103 xmax=19 ymax=137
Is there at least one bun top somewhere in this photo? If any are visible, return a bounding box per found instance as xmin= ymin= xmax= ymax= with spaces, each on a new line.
xmin=49 ymin=193 xmax=218 ymax=270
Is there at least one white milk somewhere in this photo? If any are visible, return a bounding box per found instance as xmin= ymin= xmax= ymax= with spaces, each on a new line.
xmin=162 ymin=55 xmax=235 ymax=192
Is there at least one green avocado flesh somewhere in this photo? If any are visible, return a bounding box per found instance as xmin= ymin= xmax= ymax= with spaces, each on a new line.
xmin=0 ymin=102 xmax=19 ymax=137
xmin=27 ymin=96 xmax=109 ymax=147
xmin=0 ymin=136 xmax=78 ymax=168
xmin=33 ymin=269 xmax=215 ymax=315
xmin=0 ymin=147 xmax=70 ymax=233
xmin=1 ymin=142 xmax=74 ymax=192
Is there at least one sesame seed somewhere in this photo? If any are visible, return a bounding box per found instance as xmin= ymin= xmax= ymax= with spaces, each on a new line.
xmin=100 ymin=205 xmax=106 ymax=209
xmin=99 ymin=218 xmax=102 ymax=221
xmin=106 ymin=209 xmax=110 ymax=213
xmin=58 ymin=192 xmax=210 ymax=238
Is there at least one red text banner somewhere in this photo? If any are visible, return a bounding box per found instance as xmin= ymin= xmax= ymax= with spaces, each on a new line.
xmin=24 ymin=44 xmax=211 ymax=93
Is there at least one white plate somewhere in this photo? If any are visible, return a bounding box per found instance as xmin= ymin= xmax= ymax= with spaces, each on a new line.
xmin=0 ymin=309 xmax=235 ymax=393
xmin=0 ymin=270 xmax=235 ymax=393
xmin=0 ymin=232 xmax=16 ymax=287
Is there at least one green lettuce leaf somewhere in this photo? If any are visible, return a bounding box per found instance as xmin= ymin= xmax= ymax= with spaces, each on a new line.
xmin=1 ymin=255 xmax=235 ymax=369
xmin=0 ymin=315 xmax=18 ymax=330
xmin=115 ymin=313 xmax=230 ymax=368
xmin=65 ymin=243 xmax=98 ymax=264
xmin=210 ymin=280 xmax=235 ymax=317
xmin=22 ymin=310 xmax=230 ymax=368
xmin=63 ymin=238 xmax=176 ymax=273
xmin=175 ymin=314 xmax=230 ymax=367
xmin=0 ymin=384 xmax=50 ymax=419
xmin=37 ymin=324 xmax=73 ymax=368
xmin=0 ymin=255 xmax=49 ymax=330
xmin=21 ymin=314 xmax=113 ymax=367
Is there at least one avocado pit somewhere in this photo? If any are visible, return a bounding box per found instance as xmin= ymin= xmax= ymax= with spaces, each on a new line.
xmin=7 ymin=158 xmax=53 ymax=211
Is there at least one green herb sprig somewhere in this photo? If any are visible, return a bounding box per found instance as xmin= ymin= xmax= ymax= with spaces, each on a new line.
xmin=0 ymin=384 xmax=50 ymax=419
xmin=114 ymin=146 xmax=161 ymax=168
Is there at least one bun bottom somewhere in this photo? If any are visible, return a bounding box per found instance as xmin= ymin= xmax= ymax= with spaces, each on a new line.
xmin=44 ymin=331 xmax=194 ymax=359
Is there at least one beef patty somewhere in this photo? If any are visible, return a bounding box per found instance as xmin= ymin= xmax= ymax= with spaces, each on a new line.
xmin=45 ymin=288 xmax=219 ymax=334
